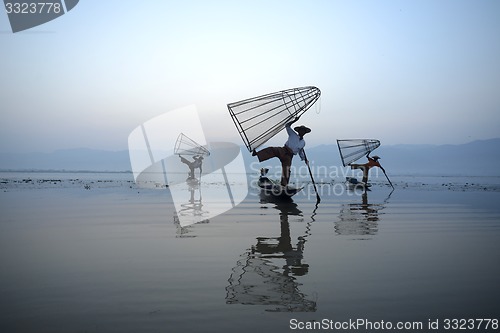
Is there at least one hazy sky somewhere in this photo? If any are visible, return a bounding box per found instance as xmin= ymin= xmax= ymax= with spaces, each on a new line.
xmin=1 ymin=0 xmax=499 ymax=153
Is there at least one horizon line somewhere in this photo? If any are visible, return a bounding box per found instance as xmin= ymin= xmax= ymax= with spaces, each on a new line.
xmin=1 ymin=137 xmax=499 ymax=154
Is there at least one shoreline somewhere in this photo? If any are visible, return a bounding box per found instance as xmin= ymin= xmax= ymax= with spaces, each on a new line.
xmin=1 ymin=171 xmax=499 ymax=193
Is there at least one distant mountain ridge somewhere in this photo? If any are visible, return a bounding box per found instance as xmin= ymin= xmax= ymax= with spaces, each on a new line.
xmin=0 ymin=139 xmax=499 ymax=176
xmin=0 ymin=148 xmax=131 ymax=172
xmin=306 ymin=138 xmax=500 ymax=176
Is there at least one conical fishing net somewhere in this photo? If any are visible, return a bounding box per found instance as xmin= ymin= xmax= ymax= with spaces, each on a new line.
xmin=337 ymin=139 xmax=380 ymax=166
xmin=174 ymin=133 xmax=210 ymax=156
xmin=228 ymin=86 xmax=321 ymax=152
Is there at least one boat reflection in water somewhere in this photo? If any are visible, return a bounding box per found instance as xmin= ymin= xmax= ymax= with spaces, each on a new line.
xmin=335 ymin=189 xmax=392 ymax=238
xmin=226 ymin=196 xmax=316 ymax=312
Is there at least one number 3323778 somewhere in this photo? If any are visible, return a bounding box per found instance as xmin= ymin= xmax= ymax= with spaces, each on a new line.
xmin=5 ymin=2 xmax=62 ymax=14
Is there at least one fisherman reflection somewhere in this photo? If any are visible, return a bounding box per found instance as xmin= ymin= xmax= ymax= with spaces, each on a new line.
xmin=335 ymin=191 xmax=383 ymax=237
xmin=226 ymin=198 xmax=316 ymax=312
xmin=256 ymin=199 xmax=309 ymax=276
xmin=173 ymin=182 xmax=209 ymax=237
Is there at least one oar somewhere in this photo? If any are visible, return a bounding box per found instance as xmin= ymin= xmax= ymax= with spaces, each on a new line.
xmin=380 ymin=166 xmax=394 ymax=189
xmin=303 ymin=150 xmax=321 ymax=204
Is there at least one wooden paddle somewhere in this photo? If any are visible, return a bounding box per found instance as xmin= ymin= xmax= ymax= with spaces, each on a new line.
xmin=303 ymin=150 xmax=321 ymax=204
xmin=380 ymin=166 xmax=394 ymax=189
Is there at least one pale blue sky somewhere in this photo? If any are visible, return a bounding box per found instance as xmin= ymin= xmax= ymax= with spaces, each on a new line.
xmin=1 ymin=0 xmax=499 ymax=153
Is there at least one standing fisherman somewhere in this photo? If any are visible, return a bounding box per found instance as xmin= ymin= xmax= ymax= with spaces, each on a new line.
xmin=180 ymin=155 xmax=204 ymax=180
xmin=350 ymin=155 xmax=386 ymax=186
xmin=252 ymin=118 xmax=311 ymax=187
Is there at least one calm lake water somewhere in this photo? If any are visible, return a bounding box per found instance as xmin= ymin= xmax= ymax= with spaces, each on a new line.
xmin=1 ymin=172 xmax=499 ymax=332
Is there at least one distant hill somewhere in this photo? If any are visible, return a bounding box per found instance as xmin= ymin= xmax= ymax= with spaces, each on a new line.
xmin=1 ymin=139 xmax=499 ymax=176
xmin=305 ymin=138 xmax=500 ymax=176
xmin=0 ymin=148 xmax=131 ymax=172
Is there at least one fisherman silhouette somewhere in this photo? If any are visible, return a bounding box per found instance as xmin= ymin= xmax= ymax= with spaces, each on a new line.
xmin=252 ymin=117 xmax=310 ymax=187
xmin=180 ymin=155 xmax=204 ymax=180
xmin=349 ymin=155 xmax=386 ymax=185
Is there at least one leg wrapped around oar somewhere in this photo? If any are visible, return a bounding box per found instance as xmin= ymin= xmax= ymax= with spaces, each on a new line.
xmin=255 ymin=147 xmax=293 ymax=187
